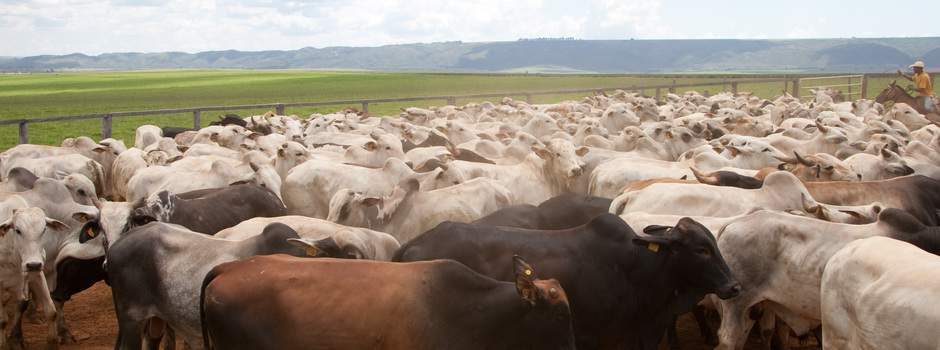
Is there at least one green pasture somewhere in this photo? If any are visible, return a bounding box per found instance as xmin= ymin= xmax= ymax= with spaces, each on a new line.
xmin=0 ymin=70 xmax=898 ymax=151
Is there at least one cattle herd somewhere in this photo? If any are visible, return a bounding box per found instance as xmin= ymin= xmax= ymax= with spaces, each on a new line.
xmin=1 ymin=86 xmax=940 ymax=349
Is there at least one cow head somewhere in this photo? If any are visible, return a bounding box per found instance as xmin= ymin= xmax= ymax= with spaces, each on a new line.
xmin=776 ymin=152 xmax=860 ymax=182
xmin=1 ymin=207 xmax=69 ymax=274
xmin=535 ymin=139 xmax=588 ymax=184
xmin=633 ymin=218 xmax=740 ymax=300
xmin=512 ymin=255 xmax=576 ymax=349
xmin=287 ymin=229 xmax=376 ymax=260
xmin=77 ymin=197 xmax=149 ymax=255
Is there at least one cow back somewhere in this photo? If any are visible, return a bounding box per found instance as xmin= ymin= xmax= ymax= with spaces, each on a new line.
xmin=200 ymin=255 xmax=576 ymax=350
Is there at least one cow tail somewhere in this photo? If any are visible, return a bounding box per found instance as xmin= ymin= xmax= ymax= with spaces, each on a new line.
xmin=200 ymin=267 xmax=221 ymax=350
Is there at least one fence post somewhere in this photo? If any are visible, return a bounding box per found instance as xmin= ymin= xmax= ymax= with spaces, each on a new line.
xmin=102 ymin=114 xmax=113 ymax=139
xmin=792 ymin=79 xmax=801 ymax=99
xmin=18 ymin=122 xmax=28 ymax=144
xmin=861 ymin=74 xmax=869 ymax=99
xmin=276 ymin=104 xmax=285 ymax=115
xmin=526 ymin=94 xmax=534 ymax=105
xmin=193 ymin=110 xmax=202 ymax=129
xmin=731 ymin=82 xmax=738 ymax=94
xmin=669 ymin=80 xmax=676 ymax=94
xmin=655 ymin=88 xmax=661 ymax=101
xmin=703 ymin=90 xmax=710 ymax=97
xmin=362 ymin=102 xmax=370 ymax=113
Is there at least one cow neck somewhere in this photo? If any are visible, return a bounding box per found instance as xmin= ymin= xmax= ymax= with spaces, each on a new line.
xmin=527 ymin=153 xmax=568 ymax=195
xmin=901 ymin=226 xmax=940 ymax=256
xmin=626 ymin=235 xmax=685 ymax=316
xmin=369 ymin=190 xmax=417 ymax=233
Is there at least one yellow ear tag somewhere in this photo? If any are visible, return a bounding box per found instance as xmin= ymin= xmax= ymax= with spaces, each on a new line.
xmin=525 ymin=269 xmax=532 ymax=276
xmin=87 ymin=227 xmax=96 ymax=238
xmin=79 ymin=216 xmax=88 ymax=223
xmin=306 ymin=247 xmax=320 ymax=256
xmin=648 ymin=243 xmax=660 ymax=252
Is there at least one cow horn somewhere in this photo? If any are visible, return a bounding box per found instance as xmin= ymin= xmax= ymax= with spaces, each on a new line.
xmin=815 ymin=119 xmax=829 ymax=133
xmin=794 ymin=151 xmax=814 ymax=166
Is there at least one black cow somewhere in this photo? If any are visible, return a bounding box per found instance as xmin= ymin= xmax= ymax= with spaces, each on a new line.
xmin=80 ymin=184 xmax=286 ymax=246
xmin=394 ymin=213 xmax=740 ymax=350
xmin=471 ymin=192 xmax=612 ymax=229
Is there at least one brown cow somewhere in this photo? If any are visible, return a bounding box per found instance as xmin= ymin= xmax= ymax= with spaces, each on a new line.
xmin=200 ymin=255 xmax=576 ymax=350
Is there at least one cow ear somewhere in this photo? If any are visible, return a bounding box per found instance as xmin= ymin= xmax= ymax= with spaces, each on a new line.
xmin=0 ymin=218 xmax=12 ymax=237
xmin=360 ymin=197 xmax=381 ymax=207
xmin=287 ymin=237 xmax=331 ymax=258
xmin=45 ymin=218 xmax=70 ymax=232
xmin=632 ymin=232 xmax=675 ymax=253
xmin=576 ymin=146 xmax=589 ymax=157
xmin=513 ymin=256 xmax=539 ymax=306
xmin=72 ymin=211 xmax=97 ymax=223
xmin=534 ymin=147 xmax=552 ymax=160
xmin=364 ymin=141 xmax=378 ymax=152
xmin=131 ymin=210 xmax=156 ymax=226
xmin=79 ymin=221 xmax=101 ymax=243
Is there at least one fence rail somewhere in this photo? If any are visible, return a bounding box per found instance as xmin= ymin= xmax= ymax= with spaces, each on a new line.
xmin=1 ymin=74 xmax=911 ymax=145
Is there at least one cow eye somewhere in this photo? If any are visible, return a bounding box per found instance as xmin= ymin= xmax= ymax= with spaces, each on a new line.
xmin=14 ymin=229 xmax=21 ymax=236
xmin=77 ymin=189 xmax=86 ymax=196
xmin=695 ymin=246 xmax=710 ymax=256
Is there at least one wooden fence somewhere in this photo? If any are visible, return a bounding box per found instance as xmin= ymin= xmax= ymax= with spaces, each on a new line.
xmin=0 ymin=74 xmax=914 ymax=145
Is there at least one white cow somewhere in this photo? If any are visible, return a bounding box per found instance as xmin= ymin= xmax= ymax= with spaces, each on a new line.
xmin=610 ymin=171 xmax=876 ymax=222
xmin=124 ymin=160 xmax=244 ymax=202
xmin=842 ymin=148 xmax=915 ymax=181
xmin=713 ymin=208 xmax=932 ymax=350
xmin=0 ymin=152 xmax=106 ymax=197
xmin=821 ymin=236 xmax=940 ymax=349
xmin=281 ymin=157 xmax=461 ymax=219
xmin=214 ymin=216 xmax=400 ymax=261
xmin=436 ymin=138 xmax=587 ymax=205
xmin=327 ymin=177 xmax=514 ymax=243
xmin=0 ymin=199 xmax=69 ymax=350
xmin=0 ymin=179 xmax=100 ymax=344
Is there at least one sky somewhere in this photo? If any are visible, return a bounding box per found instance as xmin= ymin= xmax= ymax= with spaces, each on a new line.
xmin=3 ymin=0 xmax=939 ymax=58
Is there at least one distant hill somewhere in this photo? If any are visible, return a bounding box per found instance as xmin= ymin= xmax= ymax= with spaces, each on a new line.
xmin=4 ymin=37 xmax=940 ymax=74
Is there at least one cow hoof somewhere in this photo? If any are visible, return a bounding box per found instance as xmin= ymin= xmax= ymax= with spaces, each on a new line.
xmin=8 ymin=334 xmax=26 ymax=350
xmin=56 ymin=331 xmax=76 ymax=345
xmin=704 ymin=335 xmax=719 ymax=347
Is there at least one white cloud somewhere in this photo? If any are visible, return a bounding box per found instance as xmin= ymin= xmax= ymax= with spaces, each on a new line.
xmin=2 ymin=0 xmax=940 ymax=57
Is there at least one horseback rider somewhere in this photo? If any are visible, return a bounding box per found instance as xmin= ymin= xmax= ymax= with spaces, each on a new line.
xmin=898 ymin=61 xmax=938 ymax=113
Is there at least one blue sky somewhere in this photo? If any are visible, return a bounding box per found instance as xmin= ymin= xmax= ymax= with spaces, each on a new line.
xmin=2 ymin=0 xmax=937 ymax=57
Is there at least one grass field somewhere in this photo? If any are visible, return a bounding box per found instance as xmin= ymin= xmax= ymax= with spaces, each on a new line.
xmin=0 ymin=70 xmax=898 ymax=151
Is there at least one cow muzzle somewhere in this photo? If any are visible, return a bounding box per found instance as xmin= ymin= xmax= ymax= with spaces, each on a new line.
xmin=717 ymin=282 xmax=742 ymax=300
xmin=25 ymin=262 xmax=43 ymax=272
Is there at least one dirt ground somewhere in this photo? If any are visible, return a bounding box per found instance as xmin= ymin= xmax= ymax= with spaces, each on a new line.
xmin=12 ymin=281 xmax=819 ymax=350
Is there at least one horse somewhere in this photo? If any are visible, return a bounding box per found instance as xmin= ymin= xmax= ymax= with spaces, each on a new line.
xmin=875 ymin=79 xmax=937 ymax=115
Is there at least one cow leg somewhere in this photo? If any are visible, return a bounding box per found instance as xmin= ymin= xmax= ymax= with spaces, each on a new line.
xmin=770 ymin=321 xmax=790 ymax=350
xmin=693 ymin=305 xmax=718 ymax=346
xmin=757 ymin=310 xmax=775 ymax=350
xmin=716 ymin=300 xmax=756 ymax=350
xmin=23 ymin=290 xmax=44 ymax=324
xmin=9 ymin=299 xmax=29 ymax=350
xmin=666 ymin=315 xmax=681 ymax=350
xmin=53 ymin=300 xmax=76 ymax=344
xmin=29 ymin=273 xmax=59 ymax=350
